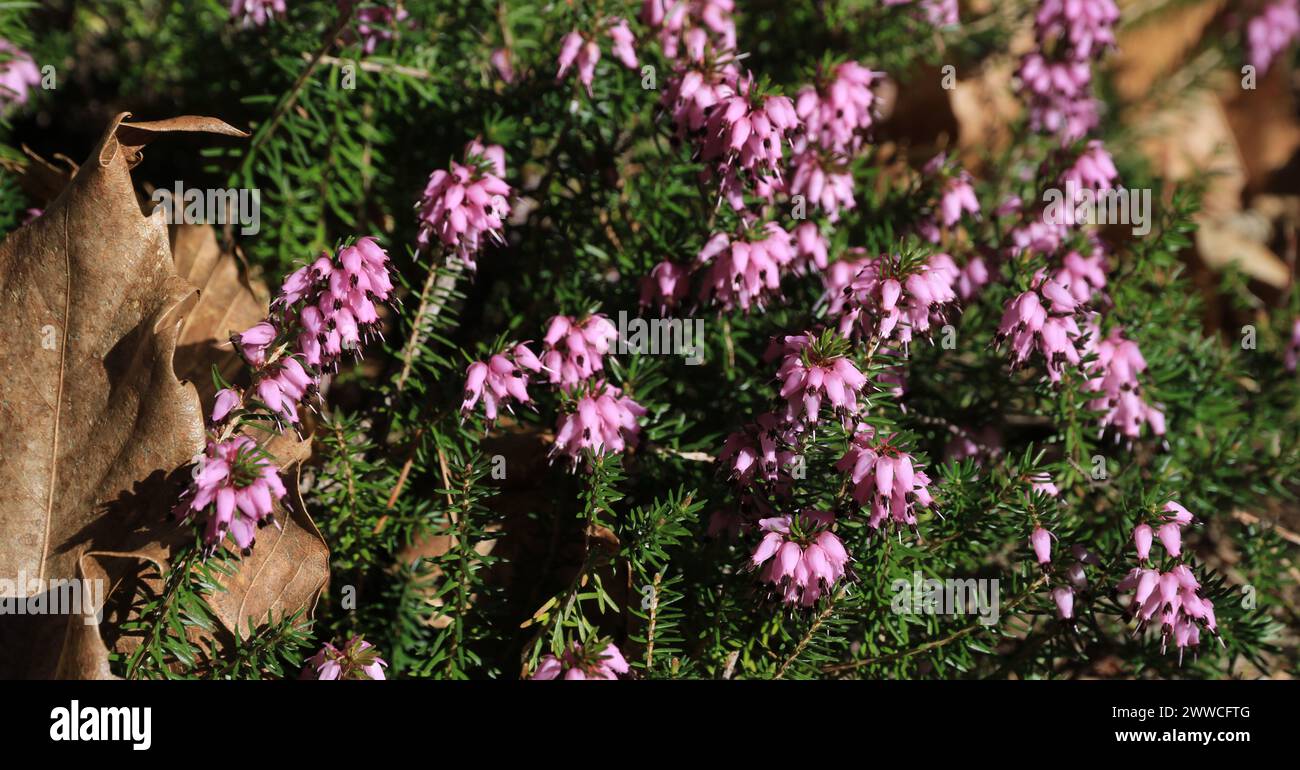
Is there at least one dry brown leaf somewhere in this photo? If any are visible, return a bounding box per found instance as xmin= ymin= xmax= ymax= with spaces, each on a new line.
xmin=0 ymin=113 xmax=330 ymax=679
xmin=1112 ymin=0 xmax=1227 ymax=104
xmin=170 ymin=223 xmax=268 ymax=402
xmin=0 ymin=113 xmax=243 ymax=598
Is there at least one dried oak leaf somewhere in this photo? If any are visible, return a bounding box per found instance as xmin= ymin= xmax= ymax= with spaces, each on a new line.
xmin=0 ymin=113 xmax=246 ymax=597
xmin=171 ymin=223 xmax=269 ymax=403
xmin=0 ymin=114 xmax=328 ymax=678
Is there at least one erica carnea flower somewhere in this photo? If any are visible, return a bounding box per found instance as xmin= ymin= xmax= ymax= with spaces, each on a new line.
xmin=696 ymin=75 xmax=799 ymax=210
xmin=883 ymin=0 xmax=959 ymax=27
xmin=769 ymin=332 xmax=868 ymax=424
xmin=751 ymin=510 xmax=850 ymax=606
xmin=1246 ymin=0 xmax=1300 ymax=73
xmin=642 ymin=0 xmax=737 ymax=62
xmin=301 ymin=636 xmax=388 ymax=680
xmin=532 ymin=641 xmax=629 ymax=680
xmin=1030 ymin=526 xmax=1053 ymax=565
xmin=1081 ymin=320 xmax=1166 ymax=440
xmin=697 ymin=223 xmax=797 ymax=311
xmin=639 ymin=260 xmax=692 ymax=312
xmin=229 ymin=0 xmax=285 ymax=27
xmin=354 ymin=4 xmax=415 ymax=55
xmin=416 ymin=140 xmax=512 ymax=268
xmin=830 ymin=252 xmax=958 ymax=348
xmin=0 ymin=40 xmax=41 ymax=109
xmin=551 ymin=381 xmax=647 ymax=462
xmin=794 ymin=60 xmax=880 ymax=155
xmin=175 ymin=436 xmax=286 ymax=553
xmin=1285 ymin=318 xmax=1300 ymax=371
xmin=556 ymin=18 xmax=638 ymax=95
xmin=995 ymin=274 xmax=1084 ymax=383
xmin=1118 ymin=502 xmax=1222 ymax=660
xmin=1017 ymin=0 xmax=1117 ymax=142
xmin=718 ymin=411 xmax=801 ymax=487
xmin=460 ymin=343 xmax=544 ymax=421
xmin=539 ymin=314 xmax=620 ymax=389
xmin=836 ymin=429 xmax=935 ymax=532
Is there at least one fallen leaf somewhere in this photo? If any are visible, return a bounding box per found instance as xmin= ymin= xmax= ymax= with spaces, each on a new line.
xmin=170 ymin=223 xmax=269 ymax=403
xmin=0 ymin=113 xmax=242 ymax=598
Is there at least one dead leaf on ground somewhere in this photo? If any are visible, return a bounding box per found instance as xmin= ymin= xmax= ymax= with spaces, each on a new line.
xmin=171 ymin=223 xmax=269 ymax=403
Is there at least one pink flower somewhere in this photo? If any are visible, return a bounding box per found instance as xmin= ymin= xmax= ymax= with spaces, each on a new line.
xmin=607 ymin=17 xmax=639 ymax=69
xmin=175 ymin=436 xmax=287 ymax=553
xmin=642 ymin=0 xmax=737 ymax=63
xmin=830 ymin=253 xmax=958 ymax=348
xmin=531 ymin=641 xmax=629 ymax=680
xmin=769 ymin=333 xmax=868 ymax=424
xmin=1081 ymin=319 xmax=1165 ymax=439
xmin=787 ymin=150 xmax=856 ymax=222
xmin=301 ymin=636 xmax=387 ymax=680
xmin=995 ymin=275 xmax=1084 ymax=384
xmin=416 ymin=140 xmax=512 ymax=269
xmin=750 ymin=510 xmax=850 ymax=606
xmin=491 ymin=48 xmax=515 ymax=83
xmin=460 ymin=343 xmax=544 ymax=422
xmin=551 ymin=381 xmax=647 ymax=462
xmin=1246 ymin=0 xmax=1300 ymax=72
xmin=691 ymin=74 xmax=799 ymax=210
xmin=883 ymin=0 xmax=959 ymax=27
xmin=794 ymin=60 xmax=880 ymax=154
xmin=0 ymin=40 xmax=41 ymax=109
xmin=235 ymin=321 xmax=277 ymax=367
xmin=1052 ymin=586 xmax=1075 ymax=620
xmin=836 ymin=429 xmax=935 ymax=532
xmin=211 ymin=388 xmax=242 ymax=424
xmin=1030 ymin=526 xmax=1053 ymax=565
xmin=1134 ymin=523 xmax=1153 ymax=562
xmin=718 ymin=412 xmax=801 ymax=488
xmin=354 ymin=4 xmax=415 ymax=55
xmin=229 ymin=0 xmax=285 ymax=27
xmin=697 ymin=223 xmax=797 ymax=312
xmin=639 ymin=260 xmax=692 ymax=312
xmin=539 ymin=314 xmax=619 ymax=389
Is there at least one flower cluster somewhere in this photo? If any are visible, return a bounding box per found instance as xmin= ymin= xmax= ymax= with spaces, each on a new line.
xmin=829 ymin=252 xmax=959 ymax=348
xmin=301 ymin=636 xmax=388 ymax=680
xmin=0 ymin=39 xmax=40 ymax=110
xmin=718 ymin=412 xmax=801 ymax=488
xmin=1117 ymin=502 xmax=1220 ymax=660
xmin=233 ymin=237 xmax=394 ymax=425
xmin=180 ymin=238 xmax=393 ymax=551
xmin=174 ymin=436 xmax=286 ymax=554
xmin=697 ymin=76 xmax=799 ymax=210
xmin=751 ymin=510 xmax=850 ymax=606
xmin=532 ymin=641 xmax=630 ymax=680
xmin=540 ymin=314 xmax=619 ymax=389
xmin=416 ymin=140 xmax=512 ymax=269
xmin=460 ymin=344 xmax=545 ymax=422
xmin=641 ymin=0 xmax=737 ymax=63
xmin=1246 ymin=0 xmax=1300 ymax=73
xmin=1082 ymin=320 xmax=1166 ymax=440
xmin=353 ymin=4 xmax=415 ymax=55
xmin=557 ymin=18 xmax=639 ymax=96
xmin=1118 ymin=504 xmax=1220 ymax=660
xmin=229 ymin=0 xmax=285 ymax=27
xmin=883 ymin=0 xmax=959 ymax=27
xmin=995 ymin=272 xmax=1085 ymax=384
xmin=551 ymin=381 xmax=647 ymax=463
xmin=770 ymin=333 xmax=868 ymax=425
xmin=1017 ymin=0 xmax=1118 ymax=142
xmin=836 ymin=429 xmax=935 ymax=532
xmin=697 ymin=223 xmax=797 ymax=312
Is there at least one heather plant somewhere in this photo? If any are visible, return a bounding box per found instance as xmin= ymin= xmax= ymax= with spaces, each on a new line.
xmin=0 ymin=0 xmax=1297 ymax=682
